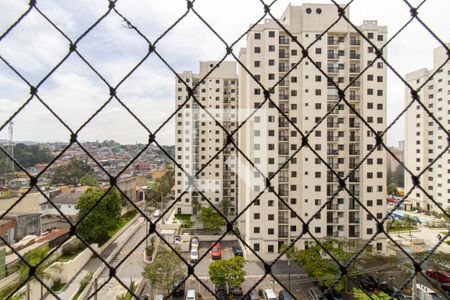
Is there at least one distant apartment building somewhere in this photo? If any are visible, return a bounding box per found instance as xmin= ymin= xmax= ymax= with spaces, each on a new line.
xmin=238 ymin=3 xmax=388 ymax=258
xmin=404 ymin=44 xmax=449 ymax=212
xmin=175 ymin=62 xmax=239 ymax=217
xmin=387 ymin=145 xmax=403 ymax=172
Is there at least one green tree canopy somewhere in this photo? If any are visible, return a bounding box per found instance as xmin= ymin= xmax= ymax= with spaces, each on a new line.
xmin=199 ymin=207 xmax=226 ymax=232
xmin=387 ymin=182 xmax=398 ymax=195
xmin=208 ymin=256 xmax=246 ymax=287
xmin=79 ymin=173 xmax=99 ymax=186
xmin=76 ymin=188 xmax=122 ymax=244
xmin=19 ymin=246 xmax=50 ymax=284
xmin=51 ymin=159 xmax=94 ymax=186
xmin=142 ymin=247 xmax=185 ymax=294
xmin=353 ymin=288 xmax=390 ymax=300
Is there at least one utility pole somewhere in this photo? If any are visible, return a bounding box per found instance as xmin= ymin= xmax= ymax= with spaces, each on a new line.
xmin=411 ymin=272 xmax=417 ymax=300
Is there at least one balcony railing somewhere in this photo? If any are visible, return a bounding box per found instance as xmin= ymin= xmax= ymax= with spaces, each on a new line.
xmin=279 ymin=37 xmax=290 ymax=44
xmin=349 ymin=80 xmax=361 ymax=87
xmin=350 ymin=54 xmax=361 ymax=59
xmin=328 ymin=54 xmax=338 ymax=59
xmin=349 ymin=176 xmax=360 ymax=183
xmin=327 ymin=122 xmax=339 ymax=128
xmin=327 ymin=149 xmax=339 ymax=155
xmin=349 ymin=135 xmax=360 ymax=141
xmin=279 ymin=232 xmax=289 ymax=238
xmin=279 ymin=94 xmax=289 ymax=100
xmin=327 ymin=136 xmax=339 ymax=142
xmin=327 ymin=95 xmax=339 ymax=100
xmin=279 ymin=66 xmax=289 ymax=72
xmin=279 ymin=121 xmax=289 ymax=128
xmin=349 ymin=67 xmax=361 ymax=73
xmin=349 ymin=150 xmax=360 ymax=155
xmin=349 ymin=95 xmax=360 ymax=101
xmin=279 ymin=136 xmax=289 ymax=141
xmin=279 ymin=149 xmax=289 ymax=155
xmin=278 ymin=177 xmax=289 ymax=183
xmin=327 ymin=38 xmax=339 ymax=45
xmin=350 ymin=39 xmax=361 ymax=45
xmin=349 ymin=122 xmax=360 ymax=128
xmin=327 ymin=67 xmax=339 ymax=72
xmin=279 ymin=53 xmax=289 ymax=59
xmin=349 ymin=231 xmax=360 ymax=238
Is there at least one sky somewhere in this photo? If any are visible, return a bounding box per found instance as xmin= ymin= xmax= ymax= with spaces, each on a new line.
xmin=0 ymin=0 xmax=448 ymax=146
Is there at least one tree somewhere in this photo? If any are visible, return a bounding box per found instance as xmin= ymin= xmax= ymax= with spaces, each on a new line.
xmin=387 ymin=183 xmax=398 ymax=195
xmin=79 ymin=173 xmax=99 ymax=186
xmin=76 ymin=188 xmax=122 ymax=244
xmin=353 ymin=288 xmax=390 ymax=300
xmin=219 ymin=199 xmax=231 ymax=217
xmin=18 ymin=246 xmax=51 ymax=299
xmin=51 ymin=159 xmax=94 ymax=186
xmin=209 ymin=256 xmax=246 ymax=287
xmin=199 ymin=207 xmax=225 ymax=232
xmin=142 ymin=248 xmax=185 ymax=295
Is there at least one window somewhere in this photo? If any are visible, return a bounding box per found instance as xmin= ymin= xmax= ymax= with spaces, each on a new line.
xmin=315 ymin=89 xmax=322 ymax=96
xmin=269 ymin=31 xmax=275 ymax=38
xmin=268 ymin=73 xmax=275 ymax=80
xmin=315 ymin=48 xmax=322 ymax=54
xmin=368 ymin=32 xmax=374 ymax=39
xmin=268 ymin=228 xmax=274 ymax=235
xmin=268 ymin=59 xmax=275 ymax=66
xmin=254 ymin=213 xmax=260 ymax=220
xmin=255 ymin=33 xmax=261 ymax=39
xmin=268 ymin=45 xmax=275 ymax=52
xmin=377 ymin=34 xmax=383 ymax=41
xmin=254 ymin=47 xmax=261 ymax=53
xmin=254 ymin=227 xmax=260 ymax=233
xmin=254 ymin=61 xmax=260 ymax=67
xmin=254 ymin=243 xmax=260 ymax=251
xmin=268 ymin=245 xmax=274 ymax=253
xmin=268 ymin=214 xmax=274 ymax=221
xmin=315 ymin=75 xmax=321 ymax=82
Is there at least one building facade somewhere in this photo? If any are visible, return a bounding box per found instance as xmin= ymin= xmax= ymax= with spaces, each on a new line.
xmin=238 ymin=4 xmax=388 ymax=258
xmin=175 ymin=62 xmax=239 ymax=217
xmin=404 ymin=44 xmax=449 ymax=212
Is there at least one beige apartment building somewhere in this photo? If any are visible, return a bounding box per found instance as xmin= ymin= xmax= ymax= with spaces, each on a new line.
xmin=238 ymin=3 xmax=388 ymax=258
xmin=175 ymin=61 xmax=239 ymax=217
xmin=404 ymin=44 xmax=450 ymax=212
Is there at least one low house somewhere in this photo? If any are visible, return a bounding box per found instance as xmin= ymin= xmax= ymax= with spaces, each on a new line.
xmin=0 ymin=212 xmax=41 ymax=243
xmin=40 ymin=189 xmax=82 ymax=231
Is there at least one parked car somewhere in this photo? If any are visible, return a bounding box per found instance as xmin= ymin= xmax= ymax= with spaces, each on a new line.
xmin=191 ymin=236 xmax=199 ymax=249
xmin=263 ymin=289 xmax=277 ymax=300
xmin=230 ymin=285 xmax=244 ymax=297
xmin=441 ymin=283 xmax=450 ymax=294
xmin=186 ymin=289 xmax=196 ymax=300
xmin=247 ymin=290 xmax=260 ymax=300
xmin=210 ymin=242 xmax=222 ymax=259
xmin=359 ymin=275 xmax=378 ymax=291
xmin=190 ymin=248 xmax=199 ymax=263
xmin=215 ymin=284 xmax=228 ymax=300
xmin=379 ymin=285 xmax=405 ymax=300
xmin=153 ymin=209 xmax=161 ymax=218
xmin=426 ymin=269 xmax=450 ymax=283
xmin=232 ymin=246 xmax=244 ymax=256
xmin=171 ymin=279 xmax=185 ymax=297
xmin=278 ymin=290 xmax=295 ymax=300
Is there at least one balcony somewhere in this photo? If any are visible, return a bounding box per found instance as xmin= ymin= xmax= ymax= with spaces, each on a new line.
xmin=279 ymin=176 xmax=289 ymax=183
xmin=349 ymin=80 xmax=361 ymax=87
xmin=327 ymin=67 xmax=339 ymax=73
xmin=327 ymin=149 xmax=339 ymax=155
xmin=279 ymin=37 xmax=290 ymax=44
xmin=327 ymin=122 xmax=339 ymax=128
xmin=279 ymin=94 xmax=289 ymax=100
xmin=350 ymin=39 xmax=361 ymax=45
xmin=327 ymin=177 xmax=339 ymax=183
xmin=349 ymin=108 xmax=361 ymax=115
xmin=279 ymin=121 xmax=289 ymax=128
xmin=327 ymin=136 xmax=339 ymax=142
xmin=327 ymin=162 xmax=339 ymax=169
xmin=278 ymin=232 xmax=289 ymax=238
xmin=350 ymin=66 xmax=361 ymax=73
xmin=349 ymin=135 xmax=360 ymax=142
xmin=349 ymin=203 xmax=360 ymax=210
xmin=328 ymin=54 xmax=338 ymax=60
xmin=279 ymin=66 xmax=289 ymax=72
xmin=350 ymin=53 xmax=361 ymax=59
xmin=327 ymin=94 xmax=339 ymax=101
xmin=279 ymin=80 xmax=289 ymax=87
xmin=349 ymin=150 xmax=360 ymax=156
xmin=327 ymin=38 xmax=339 ymax=45
xmin=327 ymin=218 xmax=339 ymax=224
xmin=349 ymin=95 xmax=360 ymax=101
xmin=349 ymin=122 xmax=360 ymax=128
xmin=279 ymin=52 xmax=289 ymax=59
xmin=349 ymin=231 xmax=360 ymax=238
xmin=280 ymin=107 xmax=289 ymax=114
xmin=349 ymin=175 xmax=360 ymax=182
xmin=327 ymin=204 xmax=339 ymax=210
xmin=279 ymin=136 xmax=289 ymax=141
xmin=279 ymin=149 xmax=289 ymax=155
xmin=279 ymin=218 xmax=288 ymax=224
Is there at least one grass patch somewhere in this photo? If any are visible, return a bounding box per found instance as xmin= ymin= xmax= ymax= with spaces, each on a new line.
xmin=51 ymin=281 xmax=66 ymax=293
xmin=387 ymin=226 xmax=417 ymax=233
xmin=174 ymin=214 xmax=194 ymax=228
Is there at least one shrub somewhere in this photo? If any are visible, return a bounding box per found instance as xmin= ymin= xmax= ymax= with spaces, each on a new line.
xmin=62 ymin=239 xmax=85 ymax=256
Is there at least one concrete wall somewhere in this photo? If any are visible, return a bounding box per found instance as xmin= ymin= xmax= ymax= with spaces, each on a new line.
xmin=46 ymin=246 xmax=97 ymax=284
xmin=0 ymin=272 xmax=19 ymax=294
xmin=0 ymin=193 xmax=45 ymax=214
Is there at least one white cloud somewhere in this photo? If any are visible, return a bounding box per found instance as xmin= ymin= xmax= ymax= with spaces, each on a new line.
xmin=0 ymin=0 xmax=448 ymax=146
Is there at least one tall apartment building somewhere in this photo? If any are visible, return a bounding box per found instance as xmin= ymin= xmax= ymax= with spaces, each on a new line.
xmin=238 ymin=4 xmax=388 ymax=258
xmin=404 ymin=44 xmax=449 ymax=212
xmin=175 ymin=61 xmax=239 ymax=217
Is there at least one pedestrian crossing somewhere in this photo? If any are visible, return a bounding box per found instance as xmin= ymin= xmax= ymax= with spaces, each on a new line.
xmin=118 ymin=249 xmax=145 ymax=256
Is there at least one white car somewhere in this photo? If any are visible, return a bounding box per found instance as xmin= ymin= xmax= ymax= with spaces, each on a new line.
xmin=190 ymin=237 xmax=199 ymax=249
xmin=153 ymin=209 xmax=161 ymax=218
xmin=190 ymin=248 xmax=199 ymax=263
xmin=186 ymin=289 xmax=196 ymax=300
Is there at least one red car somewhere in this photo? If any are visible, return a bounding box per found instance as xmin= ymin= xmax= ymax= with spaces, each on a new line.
xmin=210 ymin=242 xmax=222 ymax=259
xmin=425 ymin=269 xmax=450 ymax=283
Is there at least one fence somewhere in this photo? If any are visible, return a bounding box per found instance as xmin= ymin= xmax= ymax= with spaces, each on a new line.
xmin=0 ymin=0 xmax=449 ymax=300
